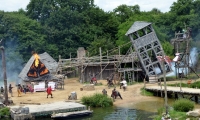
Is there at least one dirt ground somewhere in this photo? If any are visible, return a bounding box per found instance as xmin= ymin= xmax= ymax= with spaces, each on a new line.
xmin=8 ymin=78 xmax=174 ymax=108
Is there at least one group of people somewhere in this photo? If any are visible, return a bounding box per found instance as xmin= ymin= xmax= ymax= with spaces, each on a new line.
xmin=102 ymin=87 xmax=123 ymax=100
xmin=102 ymin=78 xmax=128 ymax=100
xmin=17 ymin=83 xmax=34 ymax=97
xmin=0 ymin=82 xmax=53 ymax=99
xmin=0 ymin=84 xmax=14 ymax=97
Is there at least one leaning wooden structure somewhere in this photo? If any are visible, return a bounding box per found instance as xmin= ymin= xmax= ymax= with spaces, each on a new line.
xmin=125 ymin=21 xmax=172 ymax=82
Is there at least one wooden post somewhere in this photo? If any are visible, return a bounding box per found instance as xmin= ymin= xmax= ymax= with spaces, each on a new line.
xmin=59 ymin=55 xmax=62 ymax=74
xmin=162 ymin=57 xmax=168 ymax=115
xmin=195 ymin=96 xmax=198 ymax=103
xmin=0 ymin=46 xmax=8 ymax=105
xmin=159 ymin=78 xmax=163 ymax=97
xmin=99 ymin=47 xmax=102 ymax=79
xmin=175 ymin=93 xmax=178 ymax=100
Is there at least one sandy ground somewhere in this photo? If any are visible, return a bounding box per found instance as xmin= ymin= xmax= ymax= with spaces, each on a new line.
xmin=7 ymin=78 xmax=162 ymax=109
xmin=8 ymin=77 xmax=198 ymax=113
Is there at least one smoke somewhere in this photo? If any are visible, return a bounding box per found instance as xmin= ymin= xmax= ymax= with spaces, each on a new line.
xmin=0 ymin=41 xmax=24 ymax=87
xmin=166 ymin=47 xmax=198 ymax=77
xmin=189 ymin=47 xmax=198 ymax=66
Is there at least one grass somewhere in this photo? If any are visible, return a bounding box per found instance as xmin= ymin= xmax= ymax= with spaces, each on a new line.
xmin=140 ymin=87 xmax=154 ymax=96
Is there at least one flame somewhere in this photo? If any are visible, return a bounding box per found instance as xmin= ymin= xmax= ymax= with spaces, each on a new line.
xmin=27 ymin=53 xmax=49 ymax=78
xmin=34 ymin=53 xmax=40 ymax=67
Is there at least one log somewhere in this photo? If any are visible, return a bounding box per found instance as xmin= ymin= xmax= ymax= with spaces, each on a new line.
xmin=20 ymin=102 xmax=41 ymax=105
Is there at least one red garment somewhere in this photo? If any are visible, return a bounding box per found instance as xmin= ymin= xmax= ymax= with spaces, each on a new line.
xmin=46 ymin=87 xmax=52 ymax=95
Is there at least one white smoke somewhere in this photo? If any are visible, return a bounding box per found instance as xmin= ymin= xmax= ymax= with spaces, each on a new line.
xmin=0 ymin=41 xmax=24 ymax=87
xmin=167 ymin=47 xmax=198 ymax=77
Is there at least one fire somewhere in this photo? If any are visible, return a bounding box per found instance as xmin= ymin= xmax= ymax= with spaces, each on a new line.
xmin=27 ymin=53 xmax=50 ymax=78
xmin=34 ymin=53 xmax=40 ymax=67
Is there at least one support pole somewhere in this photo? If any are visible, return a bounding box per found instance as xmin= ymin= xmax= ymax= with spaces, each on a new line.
xmin=99 ymin=47 xmax=102 ymax=79
xmin=162 ymin=58 xmax=168 ymax=115
xmin=0 ymin=46 xmax=8 ymax=105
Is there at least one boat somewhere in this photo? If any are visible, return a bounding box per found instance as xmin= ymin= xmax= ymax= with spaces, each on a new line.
xmin=51 ymin=110 xmax=93 ymax=119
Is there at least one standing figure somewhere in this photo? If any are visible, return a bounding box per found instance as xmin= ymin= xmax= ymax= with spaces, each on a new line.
xmin=22 ymin=85 xmax=26 ymax=94
xmin=9 ymin=84 xmax=13 ymax=97
xmin=46 ymin=86 xmax=53 ymax=98
xmin=111 ymin=88 xmax=123 ymax=100
xmin=120 ymin=78 xmax=127 ymax=91
xmin=102 ymin=89 xmax=107 ymax=96
xmin=0 ymin=86 xmax=4 ymax=95
xmin=17 ymin=84 xmax=22 ymax=97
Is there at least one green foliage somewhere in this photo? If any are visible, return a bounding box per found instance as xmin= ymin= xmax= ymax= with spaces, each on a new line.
xmin=81 ymin=93 xmax=113 ymax=107
xmin=154 ymin=107 xmax=187 ymax=120
xmin=140 ymin=88 xmax=154 ymax=96
xmin=173 ymin=98 xmax=194 ymax=112
xmin=2 ymin=0 xmax=200 ymax=67
xmin=167 ymin=82 xmax=188 ymax=87
xmin=0 ymin=107 xmax=10 ymax=117
xmin=190 ymin=81 xmax=200 ymax=88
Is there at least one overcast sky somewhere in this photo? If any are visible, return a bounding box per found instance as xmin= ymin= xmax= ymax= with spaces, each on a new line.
xmin=0 ymin=0 xmax=177 ymax=13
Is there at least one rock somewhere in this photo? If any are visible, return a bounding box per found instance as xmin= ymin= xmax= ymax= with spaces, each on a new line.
xmin=83 ymin=84 xmax=95 ymax=91
xmin=186 ymin=110 xmax=200 ymax=117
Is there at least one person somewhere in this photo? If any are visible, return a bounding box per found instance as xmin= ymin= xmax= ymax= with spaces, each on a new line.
xmin=111 ymin=88 xmax=122 ymax=99
xmin=29 ymin=85 xmax=34 ymax=93
xmin=46 ymin=86 xmax=53 ymax=98
xmin=0 ymin=86 xmax=4 ymax=95
xmin=17 ymin=83 xmax=22 ymax=97
xmin=102 ymin=89 xmax=107 ymax=96
xmin=9 ymin=84 xmax=13 ymax=97
xmin=22 ymin=85 xmax=26 ymax=94
xmin=107 ymin=77 xmax=114 ymax=88
xmin=120 ymin=78 xmax=127 ymax=89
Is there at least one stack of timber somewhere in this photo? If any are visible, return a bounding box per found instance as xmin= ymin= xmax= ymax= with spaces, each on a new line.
xmin=148 ymin=75 xmax=158 ymax=83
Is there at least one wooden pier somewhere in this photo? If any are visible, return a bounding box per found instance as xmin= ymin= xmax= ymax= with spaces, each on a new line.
xmin=10 ymin=101 xmax=86 ymax=120
xmin=145 ymin=85 xmax=200 ymax=103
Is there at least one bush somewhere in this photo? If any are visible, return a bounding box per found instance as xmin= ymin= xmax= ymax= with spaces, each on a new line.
xmin=0 ymin=107 xmax=10 ymax=117
xmin=81 ymin=93 xmax=113 ymax=107
xmin=173 ymin=98 xmax=194 ymax=112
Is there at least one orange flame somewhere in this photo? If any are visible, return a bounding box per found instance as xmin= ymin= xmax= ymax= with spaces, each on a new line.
xmin=34 ymin=53 xmax=40 ymax=67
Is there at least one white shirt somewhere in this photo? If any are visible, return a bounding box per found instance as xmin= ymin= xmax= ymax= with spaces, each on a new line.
xmin=120 ymin=80 xmax=127 ymax=87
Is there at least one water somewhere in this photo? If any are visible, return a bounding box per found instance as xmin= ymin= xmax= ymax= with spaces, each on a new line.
xmin=1 ymin=106 xmax=156 ymax=120
xmin=34 ymin=107 xmax=156 ymax=120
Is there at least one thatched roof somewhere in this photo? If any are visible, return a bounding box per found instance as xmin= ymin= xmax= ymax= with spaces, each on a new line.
xmin=18 ymin=52 xmax=58 ymax=81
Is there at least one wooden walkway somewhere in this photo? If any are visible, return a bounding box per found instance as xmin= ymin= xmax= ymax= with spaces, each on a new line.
xmin=145 ymin=85 xmax=200 ymax=103
xmin=145 ymin=85 xmax=200 ymax=95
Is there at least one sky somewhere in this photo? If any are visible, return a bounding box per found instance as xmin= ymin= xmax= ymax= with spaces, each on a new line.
xmin=0 ymin=0 xmax=177 ymax=13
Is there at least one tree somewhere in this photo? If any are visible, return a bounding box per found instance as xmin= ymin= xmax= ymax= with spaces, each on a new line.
xmin=0 ymin=11 xmax=48 ymax=61
xmin=113 ymin=4 xmax=140 ymax=23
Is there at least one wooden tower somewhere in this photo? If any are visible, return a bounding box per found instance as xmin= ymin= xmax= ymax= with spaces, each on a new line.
xmin=125 ymin=21 xmax=172 ymax=80
xmin=170 ymin=27 xmax=199 ymax=78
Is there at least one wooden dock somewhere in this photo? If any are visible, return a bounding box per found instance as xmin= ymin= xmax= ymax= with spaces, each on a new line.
xmin=10 ymin=101 xmax=87 ymax=120
xmin=145 ymin=85 xmax=200 ymax=103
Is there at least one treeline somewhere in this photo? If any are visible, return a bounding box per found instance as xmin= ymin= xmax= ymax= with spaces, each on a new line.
xmin=0 ymin=0 xmax=200 ymax=62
